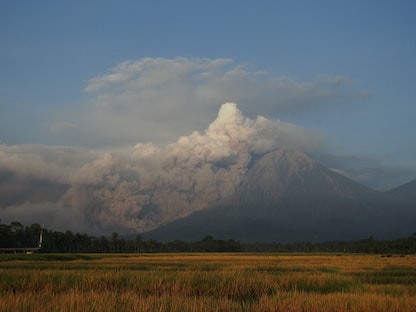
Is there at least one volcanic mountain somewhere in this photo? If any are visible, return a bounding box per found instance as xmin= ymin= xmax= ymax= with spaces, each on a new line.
xmin=386 ymin=180 xmax=416 ymax=203
xmin=142 ymin=148 xmax=416 ymax=243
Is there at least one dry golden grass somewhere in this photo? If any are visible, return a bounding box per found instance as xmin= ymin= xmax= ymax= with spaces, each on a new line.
xmin=1 ymin=253 xmax=416 ymax=311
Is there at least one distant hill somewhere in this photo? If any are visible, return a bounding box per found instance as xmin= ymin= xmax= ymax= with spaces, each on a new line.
xmin=386 ymin=179 xmax=416 ymax=203
xmin=142 ymin=149 xmax=416 ymax=243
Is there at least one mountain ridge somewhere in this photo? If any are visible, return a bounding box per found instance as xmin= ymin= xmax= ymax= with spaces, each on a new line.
xmin=386 ymin=180 xmax=416 ymax=203
xmin=142 ymin=148 xmax=416 ymax=243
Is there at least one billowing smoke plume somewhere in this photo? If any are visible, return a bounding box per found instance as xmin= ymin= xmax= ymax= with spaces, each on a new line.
xmin=0 ymin=103 xmax=322 ymax=234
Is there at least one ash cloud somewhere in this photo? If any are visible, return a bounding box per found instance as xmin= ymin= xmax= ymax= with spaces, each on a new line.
xmin=55 ymin=57 xmax=364 ymax=148
xmin=0 ymin=103 xmax=322 ymax=234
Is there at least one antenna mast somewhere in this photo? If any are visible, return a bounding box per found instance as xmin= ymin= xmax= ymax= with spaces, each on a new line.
xmin=38 ymin=225 xmax=43 ymax=249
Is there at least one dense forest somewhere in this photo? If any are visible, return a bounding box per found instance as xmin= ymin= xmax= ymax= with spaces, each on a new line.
xmin=1 ymin=221 xmax=416 ymax=254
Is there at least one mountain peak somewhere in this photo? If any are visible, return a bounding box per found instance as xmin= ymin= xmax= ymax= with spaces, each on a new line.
xmin=257 ymin=148 xmax=316 ymax=171
xmin=142 ymin=147 xmax=416 ymax=243
xmin=238 ymin=148 xmax=317 ymax=203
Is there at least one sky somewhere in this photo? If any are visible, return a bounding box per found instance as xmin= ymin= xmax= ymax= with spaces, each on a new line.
xmin=1 ymin=0 xmax=416 ymax=191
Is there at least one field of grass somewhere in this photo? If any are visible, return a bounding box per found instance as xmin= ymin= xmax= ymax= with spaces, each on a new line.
xmin=1 ymin=253 xmax=416 ymax=311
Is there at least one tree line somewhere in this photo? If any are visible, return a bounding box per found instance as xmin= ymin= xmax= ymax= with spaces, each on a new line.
xmin=1 ymin=221 xmax=416 ymax=254
xmin=244 ymin=234 xmax=416 ymax=254
xmin=0 ymin=222 xmax=243 ymax=253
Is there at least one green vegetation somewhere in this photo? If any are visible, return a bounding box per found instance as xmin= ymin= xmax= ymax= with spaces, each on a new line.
xmin=1 ymin=253 xmax=416 ymax=311
xmin=0 ymin=222 xmax=244 ymax=253
xmin=2 ymin=221 xmax=416 ymax=254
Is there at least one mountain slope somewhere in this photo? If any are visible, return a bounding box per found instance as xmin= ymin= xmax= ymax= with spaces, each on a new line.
xmin=386 ymin=180 xmax=416 ymax=203
xmin=142 ymin=149 xmax=416 ymax=243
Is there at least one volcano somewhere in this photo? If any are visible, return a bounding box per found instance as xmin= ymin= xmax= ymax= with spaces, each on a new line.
xmin=142 ymin=148 xmax=416 ymax=243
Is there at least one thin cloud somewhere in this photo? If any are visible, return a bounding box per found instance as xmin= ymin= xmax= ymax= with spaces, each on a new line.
xmin=316 ymin=153 xmax=416 ymax=191
xmin=50 ymin=122 xmax=79 ymax=133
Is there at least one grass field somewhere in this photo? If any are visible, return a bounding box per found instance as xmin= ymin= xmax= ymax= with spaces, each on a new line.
xmin=1 ymin=253 xmax=416 ymax=311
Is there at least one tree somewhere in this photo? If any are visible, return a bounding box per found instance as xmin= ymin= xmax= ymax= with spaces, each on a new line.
xmin=64 ymin=230 xmax=74 ymax=253
xmin=111 ymin=232 xmax=119 ymax=253
xmin=26 ymin=223 xmax=42 ymax=248
xmin=135 ymin=235 xmax=143 ymax=252
xmin=95 ymin=236 xmax=110 ymax=253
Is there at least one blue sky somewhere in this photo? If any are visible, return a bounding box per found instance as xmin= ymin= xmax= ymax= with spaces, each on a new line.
xmin=1 ymin=0 xmax=416 ymax=190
